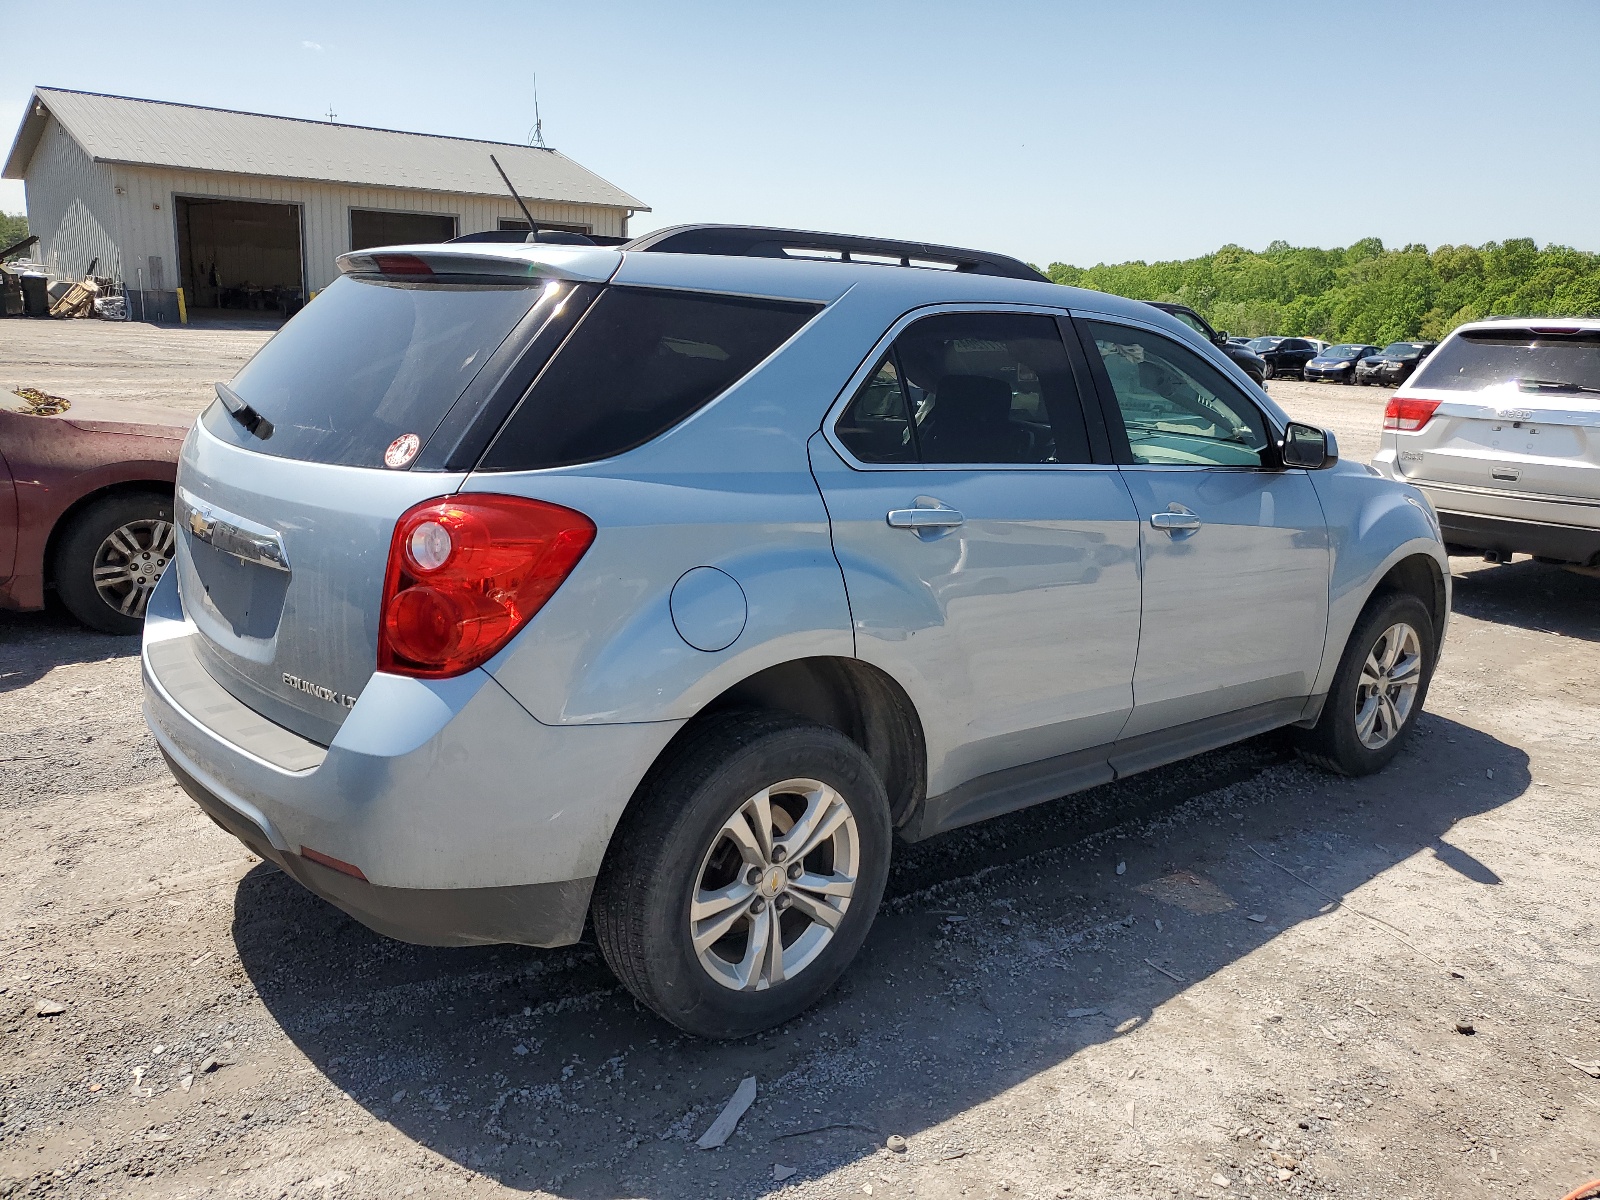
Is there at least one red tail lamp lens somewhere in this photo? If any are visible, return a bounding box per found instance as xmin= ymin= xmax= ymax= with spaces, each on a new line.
xmin=1383 ymin=395 xmax=1441 ymax=432
xmin=378 ymin=495 xmax=595 ymax=678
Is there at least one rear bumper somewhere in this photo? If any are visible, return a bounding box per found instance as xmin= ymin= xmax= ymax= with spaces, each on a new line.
xmin=1436 ymin=509 xmax=1600 ymax=565
xmin=140 ymin=568 xmax=683 ymax=948
xmin=163 ymin=747 xmax=595 ymax=946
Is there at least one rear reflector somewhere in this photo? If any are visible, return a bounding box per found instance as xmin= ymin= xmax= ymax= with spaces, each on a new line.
xmin=300 ymin=846 xmax=369 ymax=881
xmin=378 ymin=494 xmax=596 ymax=678
xmin=1383 ymin=395 xmax=1441 ymax=432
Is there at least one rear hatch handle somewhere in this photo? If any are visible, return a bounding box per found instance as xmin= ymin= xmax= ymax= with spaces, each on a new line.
xmin=178 ymin=488 xmax=291 ymax=573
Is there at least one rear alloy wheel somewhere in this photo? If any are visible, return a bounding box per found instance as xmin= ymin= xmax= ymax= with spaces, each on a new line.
xmin=52 ymin=491 xmax=175 ymax=634
xmin=1296 ymin=592 xmax=1435 ymax=776
xmin=592 ymin=712 xmax=891 ymax=1038
xmin=690 ymin=778 xmax=860 ymax=991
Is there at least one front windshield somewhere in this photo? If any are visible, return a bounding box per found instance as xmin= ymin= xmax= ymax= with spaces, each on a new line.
xmin=1381 ymin=342 xmax=1423 ymax=359
xmin=1247 ymin=337 xmax=1282 ymax=351
xmin=1324 ymin=344 xmax=1366 ymax=360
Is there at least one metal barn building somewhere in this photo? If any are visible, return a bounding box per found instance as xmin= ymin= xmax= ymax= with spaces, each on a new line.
xmin=3 ymin=87 xmax=648 ymax=322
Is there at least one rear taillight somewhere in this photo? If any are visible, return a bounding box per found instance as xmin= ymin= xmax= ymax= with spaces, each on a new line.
xmin=378 ymin=495 xmax=595 ymax=678
xmin=1383 ymin=395 xmax=1441 ymax=432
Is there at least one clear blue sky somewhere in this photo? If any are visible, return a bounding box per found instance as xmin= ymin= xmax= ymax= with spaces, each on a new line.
xmin=4 ymin=0 xmax=1597 ymax=267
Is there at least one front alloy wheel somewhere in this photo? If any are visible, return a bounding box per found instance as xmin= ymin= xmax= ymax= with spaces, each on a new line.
xmin=1354 ymin=622 xmax=1422 ymax=749
xmin=1295 ymin=591 xmax=1435 ymax=776
xmin=92 ymin=517 xmax=175 ymax=620
xmin=53 ymin=490 xmax=175 ymax=634
xmin=691 ymin=779 xmax=859 ymax=991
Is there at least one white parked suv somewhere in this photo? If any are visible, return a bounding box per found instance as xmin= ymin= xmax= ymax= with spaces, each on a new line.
xmin=1373 ymin=318 xmax=1600 ymax=566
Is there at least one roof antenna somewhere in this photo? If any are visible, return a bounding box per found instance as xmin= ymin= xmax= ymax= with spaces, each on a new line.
xmin=325 ymin=105 xmax=337 ymax=122
xmin=527 ymin=76 xmax=548 ymax=147
xmin=489 ymin=153 xmax=538 ymax=236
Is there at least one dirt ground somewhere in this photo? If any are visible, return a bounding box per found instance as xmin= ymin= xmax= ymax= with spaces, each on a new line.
xmin=1 ymin=324 xmax=1597 ymax=1200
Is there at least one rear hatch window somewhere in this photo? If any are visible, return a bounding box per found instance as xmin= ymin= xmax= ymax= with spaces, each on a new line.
xmin=204 ymin=274 xmax=544 ymax=467
xmin=479 ymin=287 xmax=820 ymax=471
xmin=1415 ymin=328 xmax=1600 ymax=395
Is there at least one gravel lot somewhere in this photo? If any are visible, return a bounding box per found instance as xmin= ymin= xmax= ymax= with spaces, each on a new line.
xmin=2 ymin=325 xmax=1597 ymax=1200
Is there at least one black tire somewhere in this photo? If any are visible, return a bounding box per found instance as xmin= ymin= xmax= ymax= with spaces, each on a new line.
xmin=51 ymin=490 xmax=175 ymax=635
xmin=1262 ymin=361 xmax=1276 ymax=381
xmin=1295 ymin=592 xmax=1435 ymax=776
xmin=592 ymin=711 xmax=892 ymax=1039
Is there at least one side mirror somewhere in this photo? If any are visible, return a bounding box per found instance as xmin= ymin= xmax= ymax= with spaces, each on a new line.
xmin=1280 ymin=421 xmax=1338 ymax=469
xmin=1213 ymin=329 xmax=1230 ymax=345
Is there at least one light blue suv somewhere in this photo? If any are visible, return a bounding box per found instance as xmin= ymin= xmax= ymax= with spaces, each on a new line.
xmin=143 ymin=225 xmax=1449 ymax=1037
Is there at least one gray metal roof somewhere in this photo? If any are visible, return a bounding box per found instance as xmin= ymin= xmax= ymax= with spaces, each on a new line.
xmin=3 ymin=87 xmax=648 ymax=211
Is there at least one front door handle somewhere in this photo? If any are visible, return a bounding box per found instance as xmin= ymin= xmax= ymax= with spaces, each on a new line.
xmin=887 ymin=501 xmax=965 ymax=530
xmin=1150 ymin=510 xmax=1202 ymax=532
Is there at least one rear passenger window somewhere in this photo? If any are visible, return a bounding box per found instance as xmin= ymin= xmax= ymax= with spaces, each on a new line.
xmin=835 ymin=312 xmax=1092 ymax=466
xmin=480 ymin=287 xmax=820 ymax=470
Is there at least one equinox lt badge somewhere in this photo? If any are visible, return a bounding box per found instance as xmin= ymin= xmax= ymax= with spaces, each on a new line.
xmin=282 ymin=672 xmax=358 ymax=708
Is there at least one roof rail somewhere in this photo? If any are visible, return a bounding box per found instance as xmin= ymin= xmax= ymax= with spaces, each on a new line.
xmin=622 ymin=224 xmax=1049 ymax=283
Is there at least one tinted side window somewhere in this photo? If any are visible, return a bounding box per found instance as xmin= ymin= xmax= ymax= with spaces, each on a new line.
xmin=1085 ymin=321 xmax=1270 ymax=468
xmin=480 ymin=287 xmax=820 ymax=470
xmin=837 ymin=356 xmax=916 ymax=463
xmin=873 ymin=312 xmax=1091 ymax=465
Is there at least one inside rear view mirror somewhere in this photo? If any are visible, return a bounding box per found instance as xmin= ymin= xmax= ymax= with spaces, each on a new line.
xmin=1281 ymin=421 xmax=1338 ymax=469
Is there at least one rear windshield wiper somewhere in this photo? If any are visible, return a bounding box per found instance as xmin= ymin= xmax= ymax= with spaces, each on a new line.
xmin=1516 ymin=377 xmax=1600 ymax=396
xmin=214 ymin=382 xmax=274 ymax=439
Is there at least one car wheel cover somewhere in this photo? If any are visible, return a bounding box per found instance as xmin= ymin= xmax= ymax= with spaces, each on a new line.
xmin=1354 ymin=622 xmax=1422 ymax=750
xmin=92 ymin=518 xmax=175 ymax=619
xmin=690 ymin=777 xmax=860 ymax=992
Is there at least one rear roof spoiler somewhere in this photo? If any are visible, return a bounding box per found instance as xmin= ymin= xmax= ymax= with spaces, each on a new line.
xmin=623 ymin=224 xmax=1049 ymax=283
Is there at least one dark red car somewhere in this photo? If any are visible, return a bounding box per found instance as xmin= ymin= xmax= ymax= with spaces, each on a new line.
xmin=0 ymin=393 xmax=186 ymax=633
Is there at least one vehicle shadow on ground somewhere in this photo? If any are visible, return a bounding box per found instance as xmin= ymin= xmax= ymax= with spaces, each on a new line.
xmin=233 ymin=710 xmax=1526 ymax=1198
xmin=0 ymin=607 xmax=138 ymax=694
xmin=1449 ymin=557 xmax=1600 ymax=642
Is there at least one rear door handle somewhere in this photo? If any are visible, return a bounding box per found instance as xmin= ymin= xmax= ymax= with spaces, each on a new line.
xmin=887 ymin=503 xmax=965 ymax=530
xmin=1150 ymin=510 xmax=1202 ymax=532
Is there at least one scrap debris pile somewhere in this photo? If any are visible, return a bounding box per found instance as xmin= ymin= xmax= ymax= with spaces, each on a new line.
xmin=2 ymin=236 xmax=126 ymax=320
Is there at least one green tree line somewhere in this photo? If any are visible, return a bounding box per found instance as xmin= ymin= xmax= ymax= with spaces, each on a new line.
xmin=1045 ymin=238 xmax=1600 ymax=345
xmin=1 ymin=211 xmax=29 ymax=253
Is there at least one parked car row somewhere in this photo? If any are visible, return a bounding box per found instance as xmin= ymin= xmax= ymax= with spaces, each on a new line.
xmin=1243 ymin=336 xmax=1437 ymax=384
